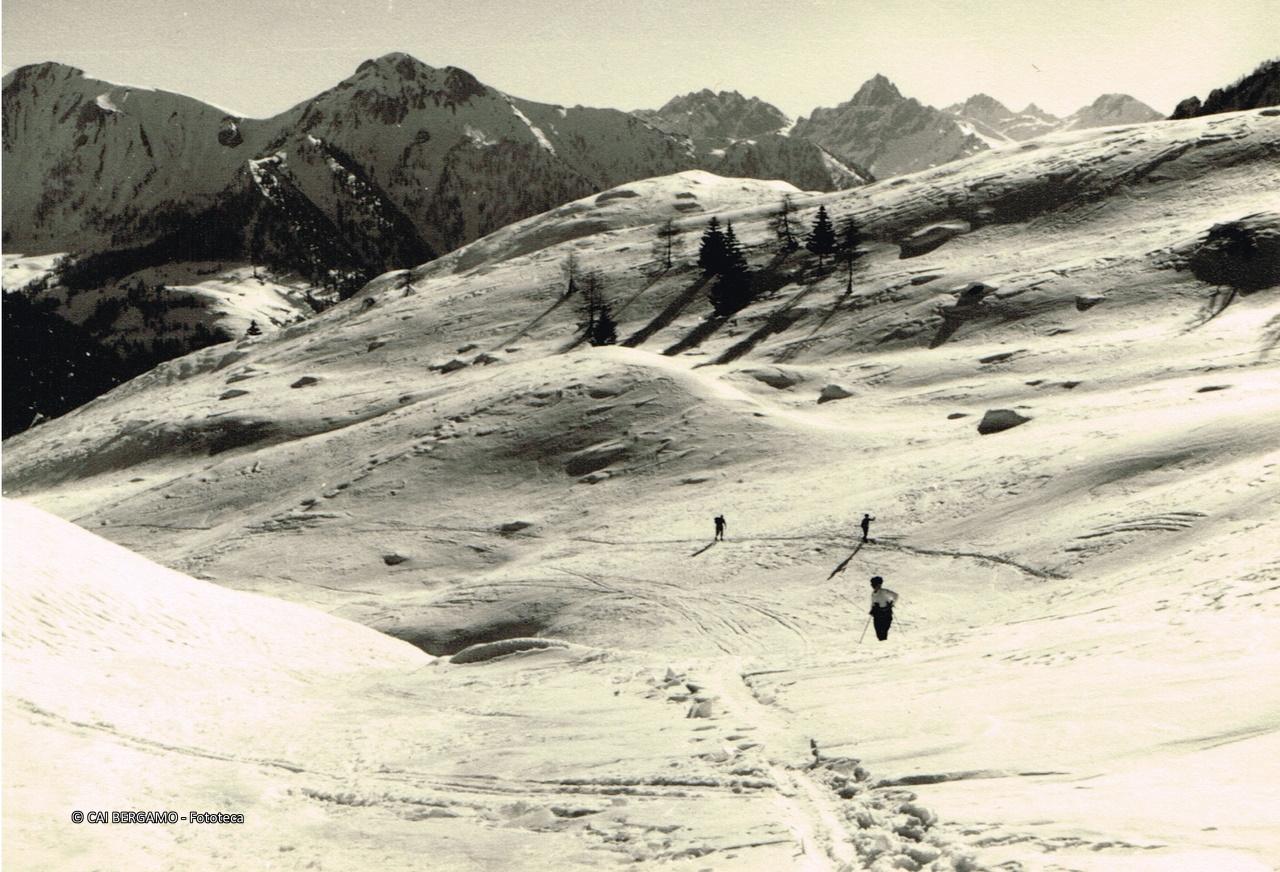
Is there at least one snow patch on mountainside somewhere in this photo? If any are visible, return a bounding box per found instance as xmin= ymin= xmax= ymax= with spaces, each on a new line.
xmin=508 ymin=100 xmax=556 ymax=155
xmin=955 ymin=119 xmax=1010 ymax=149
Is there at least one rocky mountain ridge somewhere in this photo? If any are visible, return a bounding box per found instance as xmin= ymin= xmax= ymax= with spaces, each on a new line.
xmin=945 ymin=92 xmax=1163 ymax=144
xmin=790 ymin=75 xmax=989 ymax=178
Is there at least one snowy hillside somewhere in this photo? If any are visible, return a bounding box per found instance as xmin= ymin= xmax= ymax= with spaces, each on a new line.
xmin=4 ymin=107 xmax=1280 ymax=871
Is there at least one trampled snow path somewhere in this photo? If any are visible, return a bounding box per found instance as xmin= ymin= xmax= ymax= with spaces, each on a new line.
xmin=668 ymin=656 xmax=987 ymax=871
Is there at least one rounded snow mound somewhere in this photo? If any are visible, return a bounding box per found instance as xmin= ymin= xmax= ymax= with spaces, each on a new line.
xmin=441 ymin=170 xmax=804 ymax=272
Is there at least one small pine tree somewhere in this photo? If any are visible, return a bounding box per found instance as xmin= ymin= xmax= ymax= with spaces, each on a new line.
xmin=770 ymin=194 xmax=799 ymax=251
xmin=698 ymin=217 xmax=728 ymax=274
xmin=246 ymin=319 xmax=263 ymax=337
xmin=837 ymin=215 xmax=864 ymax=292
xmin=590 ymin=303 xmax=618 ymax=346
xmin=654 ymin=218 xmax=681 ymax=271
xmin=561 ymin=252 xmax=581 ymax=299
xmin=722 ymin=222 xmax=749 ymax=277
xmin=806 ymin=205 xmax=836 ymax=266
xmin=579 ymin=270 xmax=605 ymax=336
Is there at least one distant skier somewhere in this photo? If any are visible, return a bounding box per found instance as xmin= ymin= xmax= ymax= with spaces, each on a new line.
xmin=868 ymin=576 xmax=898 ymax=641
xmin=860 ymin=513 xmax=875 ymax=542
xmin=714 ymin=515 xmax=726 ymax=541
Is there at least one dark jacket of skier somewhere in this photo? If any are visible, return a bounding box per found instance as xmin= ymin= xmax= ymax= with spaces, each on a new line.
xmin=869 ymin=576 xmax=897 ymax=641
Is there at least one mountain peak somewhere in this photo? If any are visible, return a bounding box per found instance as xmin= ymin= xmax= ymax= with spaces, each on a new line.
xmin=964 ymin=93 xmax=1009 ymax=112
xmin=3 ymin=61 xmax=86 ymax=91
xmin=1068 ymin=93 xmax=1162 ymax=126
xmin=1020 ymin=103 xmax=1056 ymax=119
xmin=851 ymin=74 xmax=903 ymax=106
xmin=353 ymin=52 xmax=439 ymax=81
xmin=339 ymin=53 xmax=488 ymax=104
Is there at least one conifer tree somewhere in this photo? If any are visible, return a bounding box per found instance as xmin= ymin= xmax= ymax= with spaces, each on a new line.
xmin=590 ymin=303 xmax=618 ymax=346
xmin=698 ymin=217 xmax=728 ymax=274
xmin=579 ymin=270 xmax=605 ymax=337
xmin=806 ymin=205 xmax=836 ymax=266
xmin=561 ymin=252 xmax=581 ymax=298
xmin=710 ymin=222 xmax=754 ymax=316
xmin=722 ymin=222 xmax=749 ymax=277
xmin=246 ymin=319 xmax=263 ymax=337
xmin=837 ymin=215 xmax=864 ymax=292
xmin=770 ymin=194 xmax=799 ymax=251
xmin=653 ymin=218 xmax=681 ymax=271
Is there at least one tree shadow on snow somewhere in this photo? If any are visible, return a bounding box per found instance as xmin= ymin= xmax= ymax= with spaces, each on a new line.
xmin=622 ymin=273 xmax=712 ymax=348
xmin=489 ymin=285 xmax=573 ymax=351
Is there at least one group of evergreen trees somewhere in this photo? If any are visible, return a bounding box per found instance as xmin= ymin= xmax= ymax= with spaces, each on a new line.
xmin=697 ymin=218 xmax=753 ymax=315
xmin=568 ymin=197 xmax=867 ymax=346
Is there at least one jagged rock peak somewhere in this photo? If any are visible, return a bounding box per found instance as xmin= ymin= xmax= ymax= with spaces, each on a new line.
xmin=851 ymin=74 xmax=903 ymax=106
xmin=657 ymin=88 xmax=774 ymax=112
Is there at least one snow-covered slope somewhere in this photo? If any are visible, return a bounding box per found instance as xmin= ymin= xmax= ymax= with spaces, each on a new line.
xmin=5 ymin=108 xmax=1280 ymax=871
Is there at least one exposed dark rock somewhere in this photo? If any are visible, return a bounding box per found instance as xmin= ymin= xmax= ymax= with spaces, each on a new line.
xmin=1184 ymin=213 xmax=1280 ymax=291
xmin=818 ymin=384 xmax=854 ymax=403
xmin=977 ymin=409 xmax=1032 ymax=434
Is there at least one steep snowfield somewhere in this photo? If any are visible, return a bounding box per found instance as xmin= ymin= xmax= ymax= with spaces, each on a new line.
xmin=4 ymin=108 xmax=1280 ymax=870
xmin=2 ymin=253 xmax=66 ymax=292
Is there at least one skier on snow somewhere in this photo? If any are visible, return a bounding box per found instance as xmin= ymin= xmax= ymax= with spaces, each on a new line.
xmin=860 ymin=513 xmax=875 ymax=542
xmin=714 ymin=514 xmax=727 ymax=541
xmin=868 ymin=575 xmax=898 ymax=641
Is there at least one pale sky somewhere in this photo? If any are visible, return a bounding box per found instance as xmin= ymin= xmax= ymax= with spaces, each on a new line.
xmin=2 ymin=0 xmax=1276 ymax=119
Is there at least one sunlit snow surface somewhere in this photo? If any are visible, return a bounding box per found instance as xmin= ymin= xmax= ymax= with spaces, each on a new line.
xmin=5 ymin=109 xmax=1280 ymax=870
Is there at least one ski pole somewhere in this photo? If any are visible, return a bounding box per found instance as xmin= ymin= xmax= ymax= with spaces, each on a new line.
xmin=858 ymin=615 xmax=871 ymax=644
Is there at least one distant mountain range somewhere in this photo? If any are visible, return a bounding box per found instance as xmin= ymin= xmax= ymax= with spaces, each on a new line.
xmin=639 ymin=78 xmax=1163 ymax=182
xmin=4 ymin=53 xmax=1173 ymax=278
xmin=944 ymin=93 xmax=1163 ymax=145
xmin=2 ymin=55 xmax=879 ymax=279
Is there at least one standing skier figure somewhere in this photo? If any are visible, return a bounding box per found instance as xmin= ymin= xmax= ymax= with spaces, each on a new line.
xmin=860 ymin=513 xmax=875 ymax=542
xmin=868 ymin=576 xmax=898 ymax=641
xmin=714 ymin=515 xmax=727 ymax=541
